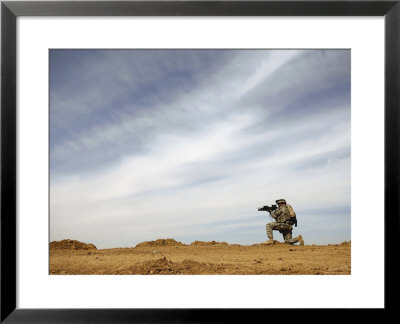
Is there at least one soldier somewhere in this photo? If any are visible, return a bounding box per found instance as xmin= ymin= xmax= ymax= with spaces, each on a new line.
xmin=264 ymin=199 xmax=304 ymax=245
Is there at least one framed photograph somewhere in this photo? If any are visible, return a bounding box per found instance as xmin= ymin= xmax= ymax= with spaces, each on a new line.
xmin=1 ymin=0 xmax=397 ymax=321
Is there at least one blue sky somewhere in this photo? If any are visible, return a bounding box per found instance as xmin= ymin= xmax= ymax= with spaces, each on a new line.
xmin=50 ymin=49 xmax=350 ymax=249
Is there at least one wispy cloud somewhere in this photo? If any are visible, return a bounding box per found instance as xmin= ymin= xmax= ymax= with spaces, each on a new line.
xmin=50 ymin=49 xmax=350 ymax=248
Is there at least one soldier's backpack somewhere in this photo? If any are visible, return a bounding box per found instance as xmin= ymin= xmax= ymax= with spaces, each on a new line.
xmin=286 ymin=204 xmax=297 ymax=227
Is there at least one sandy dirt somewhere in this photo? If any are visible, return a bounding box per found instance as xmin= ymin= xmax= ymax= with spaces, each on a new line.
xmin=49 ymin=239 xmax=351 ymax=275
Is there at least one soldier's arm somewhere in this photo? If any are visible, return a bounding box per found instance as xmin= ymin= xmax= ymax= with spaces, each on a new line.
xmin=271 ymin=208 xmax=282 ymax=218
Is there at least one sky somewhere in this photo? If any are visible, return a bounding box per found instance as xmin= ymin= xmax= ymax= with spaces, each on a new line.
xmin=49 ymin=49 xmax=351 ymax=249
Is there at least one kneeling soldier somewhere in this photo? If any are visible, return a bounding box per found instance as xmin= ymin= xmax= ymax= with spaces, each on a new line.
xmin=264 ymin=199 xmax=304 ymax=245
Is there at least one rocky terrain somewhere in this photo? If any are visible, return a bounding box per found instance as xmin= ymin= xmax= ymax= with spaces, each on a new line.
xmin=49 ymin=238 xmax=351 ymax=275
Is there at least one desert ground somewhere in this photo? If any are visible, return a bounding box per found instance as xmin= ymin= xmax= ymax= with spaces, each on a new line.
xmin=49 ymin=239 xmax=351 ymax=275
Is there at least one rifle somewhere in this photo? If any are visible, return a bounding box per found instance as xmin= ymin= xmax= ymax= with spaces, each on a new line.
xmin=257 ymin=204 xmax=277 ymax=213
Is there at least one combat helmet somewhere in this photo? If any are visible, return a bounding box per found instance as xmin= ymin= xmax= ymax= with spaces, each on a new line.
xmin=275 ymin=199 xmax=286 ymax=205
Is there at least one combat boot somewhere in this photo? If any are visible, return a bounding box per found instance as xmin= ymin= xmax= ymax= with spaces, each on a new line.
xmin=263 ymin=239 xmax=274 ymax=245
xmin=296 ymin=235 xmax=304 ymax=246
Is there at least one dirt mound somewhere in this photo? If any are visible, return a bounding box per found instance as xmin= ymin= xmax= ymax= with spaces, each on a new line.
xmin=253 ymin=240 xmax=288 ymax=246
xmin=50 ymin=239 xmax=97 ymax=250
xmin=135 ymin=238 xmax=185 ymax=247
xmin=329 ymin=241 xmax=351 ymax=247
xmin=129 ymin=257 xmax=226 ymax=274
xmin=190 ymin=240 xmax=228 ymax=246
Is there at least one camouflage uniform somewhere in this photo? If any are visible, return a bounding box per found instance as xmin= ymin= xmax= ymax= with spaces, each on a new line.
xmin=266 ymin=204 xmax=300 ymax=244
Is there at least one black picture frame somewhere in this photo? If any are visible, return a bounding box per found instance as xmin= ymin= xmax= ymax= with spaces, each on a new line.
xmin=1 ymin=0 xmax=397 ymax=321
